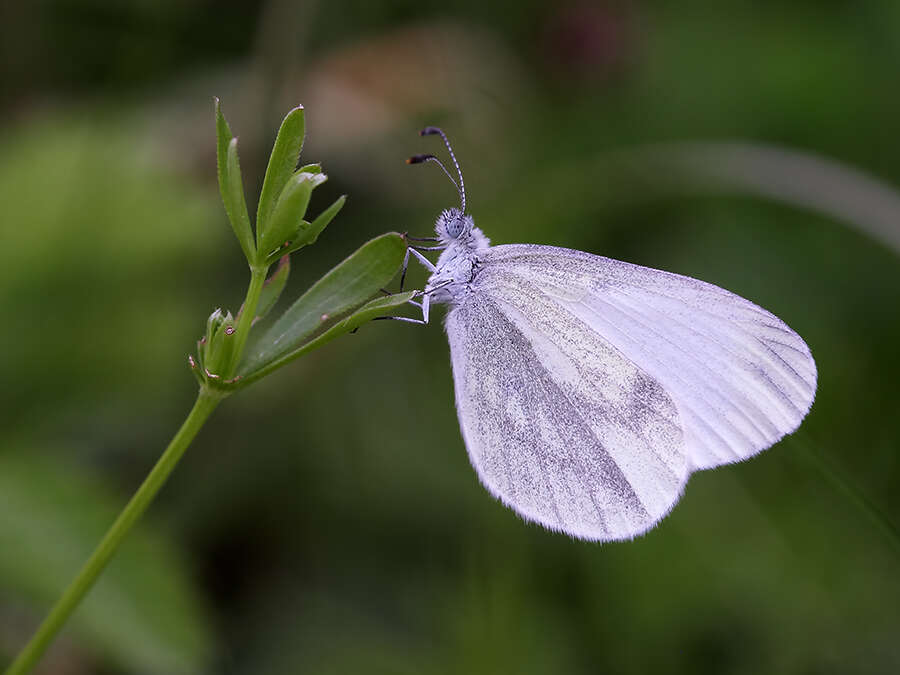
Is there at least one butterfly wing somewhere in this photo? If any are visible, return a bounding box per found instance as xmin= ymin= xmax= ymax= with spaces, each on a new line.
xmin=474 ymin=244 xmax=818 ymax=471
xmin=445 ymin=284 xmax=690 ymax=542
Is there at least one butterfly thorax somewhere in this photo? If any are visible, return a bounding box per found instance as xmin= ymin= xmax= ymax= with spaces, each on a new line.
xmin=426 ymin=208 xmax=490 ymax=306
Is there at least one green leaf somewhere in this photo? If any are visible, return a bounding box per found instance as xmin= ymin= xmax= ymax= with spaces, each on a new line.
xmin=253 ymin=255 xmax=291 ymax=324
xmin=201 ymin=308 xmax=223 ymax=367
xmin=0 ymin=452 xmax=212 ymax=674
xmin=239 ymin=290 xmax=416 ymax=388
xmin=225 ymin=139 xmax=255 ymax=259
xmin=200 ymin=308 xmax=235 ymax=378
xmin=214 ymin=99 xmax=255 ymax=262
xmin=239 ymin=232 xmax=407 ymax=378
xmin=258 ymin=170 xmax=326 ymax=259
xmin=214 ymin=98 xmax=231 ymax=171
xmin=256 ymin=106 xmax=305 ymax=249
xmin=279 ymin=195 xmax=346 ymax=260
xmin=331 ymin=290 xmax=418 ymax=332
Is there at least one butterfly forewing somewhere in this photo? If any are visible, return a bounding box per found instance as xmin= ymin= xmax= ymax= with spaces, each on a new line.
xmin=474 ymin=245 xmax=818 ymax=472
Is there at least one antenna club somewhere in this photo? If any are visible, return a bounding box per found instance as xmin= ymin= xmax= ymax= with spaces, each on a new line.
xmin=407 ymin=154 xmax=435 ymax=164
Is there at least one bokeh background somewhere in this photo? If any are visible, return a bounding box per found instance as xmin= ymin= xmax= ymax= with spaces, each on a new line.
xmin=2 ymin=1 xmax=900 ymax=673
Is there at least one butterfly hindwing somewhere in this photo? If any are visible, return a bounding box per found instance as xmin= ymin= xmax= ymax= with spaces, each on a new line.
xmin=445 ymin=280 xmax=690 ymax=541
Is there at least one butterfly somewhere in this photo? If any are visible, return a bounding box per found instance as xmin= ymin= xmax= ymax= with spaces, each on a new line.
xmin=398 ymin=127 xmax=817 ymax=542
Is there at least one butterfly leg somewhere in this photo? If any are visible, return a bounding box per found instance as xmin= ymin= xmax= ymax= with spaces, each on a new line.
xmin=375 ymin=316 xmax=428 ymax=325
xmin=374 ymin=279 xmax=451 ymax=326
xmin=375 ymin=246 xmax=447 ymax=326
xmin=417 ymin=279 xmax=456 ymax=323
xmin=400 ymin=246 xmax=438 ymax=291
xmin=374 ymin=290 xmax=431 ymax=326
xmin=421 ymin=290 xmax=431 ymax=324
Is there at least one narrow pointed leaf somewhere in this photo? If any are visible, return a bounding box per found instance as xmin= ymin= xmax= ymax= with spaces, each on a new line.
xmin=278 ymin=195 xmax=346 ymax=260
xmin=240 ymin=232 xmax=407 ymax=376
xmin=237 ymin=291 xmax=417 ymax=387
xmin=202 ymin=308 xmax=224 ymax=367
xmin=258 ymin=171 xmax=325 ymax=258
xmin=331 ymin=291 xmax=418 ymax=332
xmin=214 ymin=98 xmax=232 ymax=172
xmin=189 ymin=355 xmax=206 ymax=385
xmin=215 ymin=99 xmax=255 ymax=262
xmin=195 ymin=338 xmax=206 ymax=370
xmin=256 ymin=106 xmax=305 ymax=246
xmin=253 ymin=255 xmax=291 ymax=324
xmin=204 ymin=310 xmax=234 ymax=377
xmin=225 ymin=139 xmax=255 ymax=260
xmin=215 ymin=326 xmax=236 ymax=379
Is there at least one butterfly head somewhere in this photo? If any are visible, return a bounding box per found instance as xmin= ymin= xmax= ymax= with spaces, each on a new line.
xmin=409 ymin=127 xmax=479 ymax=244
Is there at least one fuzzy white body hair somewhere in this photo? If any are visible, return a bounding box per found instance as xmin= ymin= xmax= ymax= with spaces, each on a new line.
xmin=421 ymin=209 xmax=817 ymax=542
xmin=425 ymin=209 xmax=491 ymax=305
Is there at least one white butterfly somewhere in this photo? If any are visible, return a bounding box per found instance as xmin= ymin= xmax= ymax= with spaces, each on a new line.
xmin=401 ymin=127 xmax=817 ymax=542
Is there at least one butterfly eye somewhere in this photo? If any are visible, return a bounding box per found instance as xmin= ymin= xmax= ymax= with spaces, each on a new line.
xmin=446 ymin=217 xmax=465 ymax=238
xmin=434 ymin=209 xmax=468 ymax=240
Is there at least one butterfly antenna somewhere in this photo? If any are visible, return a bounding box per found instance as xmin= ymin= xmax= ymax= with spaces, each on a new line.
xmin=410 ymin=126 xmax=466 ymax=213
xmin=407 ymin=153 xmax=460 ymax=198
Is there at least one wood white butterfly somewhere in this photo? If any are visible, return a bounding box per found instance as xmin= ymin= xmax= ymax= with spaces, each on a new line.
xmin=400 ymin=128 xmax=817 ymax=541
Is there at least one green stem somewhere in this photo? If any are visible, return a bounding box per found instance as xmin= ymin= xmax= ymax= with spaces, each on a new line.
xmin=4 ymin=390 xmax=222 ymax=675
xmin=226 ymin=265 xmax=267 ymax=379
xmin=7 ymin=245 xmax=272 ymax=673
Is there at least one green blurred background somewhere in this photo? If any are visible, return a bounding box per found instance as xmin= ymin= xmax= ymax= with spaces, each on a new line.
xmin=2 ymin=1 xmax=899 ymax=673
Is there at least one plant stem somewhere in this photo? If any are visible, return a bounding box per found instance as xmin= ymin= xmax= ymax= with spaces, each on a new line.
xmin=226 ymin=265 xmax=267 ymax=379
xmin=4 ymin=390 xmax=222 ymax=675
xmin=7 ymin=253 xmax=271 ymax=673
